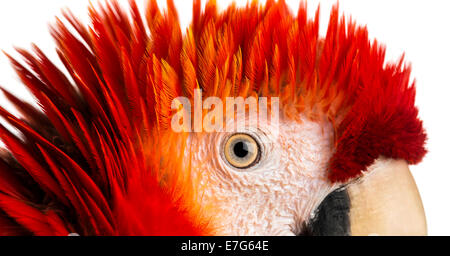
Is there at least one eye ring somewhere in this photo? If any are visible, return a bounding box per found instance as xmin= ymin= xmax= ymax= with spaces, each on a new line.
xmin=223 ymin=133 xmax=261 ymax=169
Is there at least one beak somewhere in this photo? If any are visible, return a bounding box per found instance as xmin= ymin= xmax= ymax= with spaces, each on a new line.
xmin=301 ymin=158 xmax=427 ymax=236
xmin=347 ymin=158 xmax=427 ymax=236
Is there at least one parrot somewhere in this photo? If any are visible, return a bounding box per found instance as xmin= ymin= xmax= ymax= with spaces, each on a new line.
xmin=0 ymin=0 xmax=427 ymax=236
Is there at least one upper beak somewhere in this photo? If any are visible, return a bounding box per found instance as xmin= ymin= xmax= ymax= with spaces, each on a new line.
xmin=301 ymin=158 xmax=427 ymax=236
xmin=347 ymin=158 xmax=427 ymax=236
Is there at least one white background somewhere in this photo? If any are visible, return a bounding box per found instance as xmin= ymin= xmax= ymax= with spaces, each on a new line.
xmin=0 ymin=0 xmax=449 ymax=235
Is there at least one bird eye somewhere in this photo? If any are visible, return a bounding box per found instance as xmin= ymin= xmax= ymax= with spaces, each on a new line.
xmin=224 ymin=134 xmax=260 ymax=169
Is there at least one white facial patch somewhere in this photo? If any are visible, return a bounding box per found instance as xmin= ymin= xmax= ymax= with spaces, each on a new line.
xmin=189 ymin=115 xmax=340 ymax=235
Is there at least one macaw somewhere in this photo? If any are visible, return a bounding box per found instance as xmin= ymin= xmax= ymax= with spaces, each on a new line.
xmin=0 ymin=0 xmax=427 ymax=236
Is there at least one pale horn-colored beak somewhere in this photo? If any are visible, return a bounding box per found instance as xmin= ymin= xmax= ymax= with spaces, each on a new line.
xmin=347 ymin=158 xmax=427 ymax=236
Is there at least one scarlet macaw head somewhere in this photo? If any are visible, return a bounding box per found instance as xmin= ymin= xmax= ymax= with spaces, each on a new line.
xmin=0 ymin=0 xmax=427 ymax=236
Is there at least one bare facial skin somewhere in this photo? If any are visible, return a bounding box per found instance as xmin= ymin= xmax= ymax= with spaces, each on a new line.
xmin=189 ymin=115 xmax=339 ymax=235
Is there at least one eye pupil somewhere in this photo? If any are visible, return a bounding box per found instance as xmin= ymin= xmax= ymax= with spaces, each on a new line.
xmin=233 ymin=141 xmax=249 ymax=158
